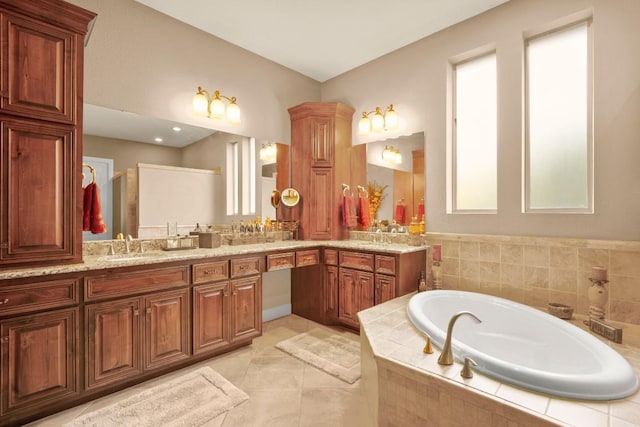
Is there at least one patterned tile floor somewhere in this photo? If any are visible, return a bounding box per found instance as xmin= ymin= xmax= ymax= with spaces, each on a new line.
xmin=28 ymin=315 xmax=370 ymax=427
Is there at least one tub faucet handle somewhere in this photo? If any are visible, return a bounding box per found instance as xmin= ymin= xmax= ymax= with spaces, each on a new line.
xmin=423 ymin=335 xmax=433 ymax=354
xmin=461 ymin=357 xmax=477 ymax=379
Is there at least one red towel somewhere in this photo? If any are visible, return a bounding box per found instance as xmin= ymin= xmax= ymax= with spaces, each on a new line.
xmin=358 ymin=197 xmax=371 ymax=228
xmin=418 ymin=203 xmax=425 ymax=221
xmin=90 ymin=182 xmax=107 ymax=234
xmin=82 ymin=183 xmax=94 ymax=231
xmin=395 ymin=203 xmax=406 ymax=225
xmin=342 ymin=196 xmax=357 ymax=228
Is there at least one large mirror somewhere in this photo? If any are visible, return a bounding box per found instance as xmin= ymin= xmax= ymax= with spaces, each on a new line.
xmin=365 ymin=132 xmax=424 ymax=226
xmin=82 ymin=104 xmax=282 ymax=241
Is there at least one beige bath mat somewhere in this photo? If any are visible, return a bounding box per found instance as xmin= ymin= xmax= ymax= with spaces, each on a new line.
xmin=275 ymin=328 xmax=361 ymax=383
xmin=64 ymin=366 xmax=248 ymax=426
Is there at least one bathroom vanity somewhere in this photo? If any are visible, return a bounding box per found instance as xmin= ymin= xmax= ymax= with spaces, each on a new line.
xmin=0 ymin=240 xmax=425 ymax=426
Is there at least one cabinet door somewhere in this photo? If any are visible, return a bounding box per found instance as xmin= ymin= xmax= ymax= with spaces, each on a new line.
xmin=1 ymin=308 xmax=79 ymax=415
xmin=375 ymin=274 xmax=396 ymax=305
xmin=144 ymin=288 xmax=190 ymax=371
xmin=358 ymin=271 xmax=375 ymax=313
xmin=309 ymin=167 xmax=332 ymax=239
xmin=310 ymin=116 xmax=334 ymax=167
xmin=1 ymin=12 xmax=76 ymax=123
xmin=193 ymin=282 xmax=230 ymax=355
xmin=86 ymin=298 xmax=142 ymax=389
xmin=325 ymin=265 xmax=338 ymax=321
xmin=0 ymin=118 xmax=78 ymax=265
xmin=230 ymin=276 xmax=261 ymax=342
xmin=338 ymin=268 xmax=360 ymax=328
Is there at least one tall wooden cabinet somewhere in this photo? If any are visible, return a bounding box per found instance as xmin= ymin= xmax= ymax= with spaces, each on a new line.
xmin=288 ymin=102 xmax=366 ymax=240
xmin=0 ymin=0 xmax=95 ymax=268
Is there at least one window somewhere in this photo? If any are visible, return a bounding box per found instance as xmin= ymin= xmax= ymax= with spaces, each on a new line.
xmin=525 ymin=21 xmax=592 ymax=211
xmin=451 ymin=52 xmax=497 ymax=211
xmin=226 ymin=137 xmax=257 ymax=216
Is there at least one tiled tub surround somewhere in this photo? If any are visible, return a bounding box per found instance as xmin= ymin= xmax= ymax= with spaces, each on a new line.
xmin=352 ymin=231 xmax=640 ymax=326
xmin=359 ymin=293 xmax=640 ymax=427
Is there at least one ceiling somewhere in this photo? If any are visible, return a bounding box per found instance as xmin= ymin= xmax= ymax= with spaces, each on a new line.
xmin=85 ymin=0 xmax=510 ymax=147
xmin=135 ymin=0 xmax=510 ymax=83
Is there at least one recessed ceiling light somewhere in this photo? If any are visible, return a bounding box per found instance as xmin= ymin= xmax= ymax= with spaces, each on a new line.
xmin=172 ymin=126 xmax=181 ymax=132
xmin=154 ymin=137 xmax=163 ymax=142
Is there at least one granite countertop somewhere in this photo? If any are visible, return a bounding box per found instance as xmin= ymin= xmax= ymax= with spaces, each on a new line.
xmin=0 ymin=240 xmax=426 ymax=280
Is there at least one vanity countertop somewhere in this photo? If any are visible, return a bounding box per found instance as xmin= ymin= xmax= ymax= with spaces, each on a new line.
xmin=0 ymin=240 xmax=426 ymax=280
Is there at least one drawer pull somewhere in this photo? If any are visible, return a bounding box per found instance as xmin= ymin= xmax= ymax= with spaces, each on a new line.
xmin=204 ymin=270 xmax=212 ymax=275
xmin=0 ymin=298 xmax=8 ymax=305
xmin=239 ymin=265 xmax=248 ymax=270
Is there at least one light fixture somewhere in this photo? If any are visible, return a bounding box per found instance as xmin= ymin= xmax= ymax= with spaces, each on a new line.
xmin=192 ymin=86 xmax=241 ymax=124
xmin=259 ymin=143 xmax=277 ymax=161
xmin=382 ymin=145 xmax=402 ymax=165
xmin=359 ymin=104 xmax=398 ymax=135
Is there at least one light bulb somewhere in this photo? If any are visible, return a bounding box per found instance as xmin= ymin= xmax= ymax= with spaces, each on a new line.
xmin=359 ymin=116 xmax=371 ymax=135
xmin=371 ymin=108 xmax=385 ymax=132
xmin=226 ymin=102 xmax=241 ymax=124
xmin=210 ymin=97 xmax=225 ymax=119
xmin=192 ymin=91 xmax=209 ymax=116
xmin=384 ymin=106 xmax=398 ymax=130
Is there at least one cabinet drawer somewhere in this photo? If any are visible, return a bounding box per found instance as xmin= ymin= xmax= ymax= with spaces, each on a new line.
xmin=193 ymin=261 xmax=229 ymax=284
xmin=85 ymin=266 xmax=190 ymax=302
xmin=296 ymin=249 xmax=320 ymax=267
xmin=339 ymin=251 xmax=374 ymax=271
xmin=324 ymin=249 xmax=338 ymax=266
xmin=0 ymin=278 xmax=79 ymax=317
xmin=267 ymin=252 xmax=295 ymax=271
xmin=375 ymin=255 xmax=397 ymax=276
xmin=230 ymin=256 xmax=262 ymax=277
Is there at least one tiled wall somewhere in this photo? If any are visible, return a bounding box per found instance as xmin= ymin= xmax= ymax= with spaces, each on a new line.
xmin=424 ymin=233 xmax=640 ymax=325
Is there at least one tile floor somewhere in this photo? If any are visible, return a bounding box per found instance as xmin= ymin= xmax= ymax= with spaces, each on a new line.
xmin=28 ymin=315 xmax=370 ymax=427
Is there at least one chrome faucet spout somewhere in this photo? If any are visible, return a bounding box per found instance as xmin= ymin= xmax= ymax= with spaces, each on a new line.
xmin=437 ymin=311 xmax=482 ymax=366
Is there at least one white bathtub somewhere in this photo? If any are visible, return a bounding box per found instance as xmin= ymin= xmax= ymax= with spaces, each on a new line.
xmin=407 ymin=290 xmax=639 ymax=400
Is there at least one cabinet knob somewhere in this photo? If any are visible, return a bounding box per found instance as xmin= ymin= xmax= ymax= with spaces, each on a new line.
xmin=146 ymin=307 xmax=152 ymax=314
xmin=1 ymin=336 xmax=8 ymax=343
xmin=133 ymin=309 xmax=139 ymax=316
xmin=0 ymin=298 xmax=8 ymax=305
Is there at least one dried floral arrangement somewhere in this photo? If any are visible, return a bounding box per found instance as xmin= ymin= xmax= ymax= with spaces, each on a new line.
xmin=367 ymin=181 xmax=388 ymax=221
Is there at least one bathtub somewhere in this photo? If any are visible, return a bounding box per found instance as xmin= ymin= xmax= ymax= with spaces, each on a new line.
xmin=407 ymin=290 xmax=639 ymax=400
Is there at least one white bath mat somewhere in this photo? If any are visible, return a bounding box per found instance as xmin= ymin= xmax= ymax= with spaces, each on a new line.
xmin=64 ymin=366 xmax=248 ymax=426
xmin=275 ymin=328 xmax=361 ymax=384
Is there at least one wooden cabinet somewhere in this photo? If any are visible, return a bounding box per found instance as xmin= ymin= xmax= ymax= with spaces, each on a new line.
xmin=289 ymin=102 xmax=365 ymax=240
xmin=144 ymin=288 xmax=190 ymax=370
xmin=1 ymin=307 xmax=79 ymax=418
xmin=0 ymin=0 xmax=95 ymax=269
xmin=338 ymin=267 xmax=374 ymax=328
xmin=192 ymin=258 xmax=261 ymax=356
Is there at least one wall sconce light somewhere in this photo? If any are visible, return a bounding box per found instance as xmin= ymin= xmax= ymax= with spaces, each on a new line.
xmin=259 ymin=143 xmax=277 ymax=161
xmin=382 ymin=145 xmax=402 ymax=165
xmin=358 ymin=104 xmax=398 ymax=135
xmin=192 ymin=86 xmax=241 ymax=124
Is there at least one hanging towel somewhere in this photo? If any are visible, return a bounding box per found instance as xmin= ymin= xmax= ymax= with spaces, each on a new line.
xmin=82 ymin=182 xmax=94 ymax=231
xmin=358 ymin=197 xmax=371 ymax=228
xmin=418 ymin=203 xmax=425 ymax=222
xmin=395 ymin=203 xmax=405 ymax=225
xmin=90 ymin=182 xmax=107 ymax=234
xmin=342 ymin=196 xmax=358 ymax=228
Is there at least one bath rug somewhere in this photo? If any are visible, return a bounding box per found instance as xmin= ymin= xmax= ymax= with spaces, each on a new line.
xmin=275 ymin=328 xmax=361 ymax=384
xmin=63 ymin=366 xmax=248 ymax=427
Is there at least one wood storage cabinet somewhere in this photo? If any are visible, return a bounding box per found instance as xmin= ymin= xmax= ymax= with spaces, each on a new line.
xmin=288 ymin=102 xmax=365 ymax=240
xmin=0 ymin=0 xmax=95 ymax=268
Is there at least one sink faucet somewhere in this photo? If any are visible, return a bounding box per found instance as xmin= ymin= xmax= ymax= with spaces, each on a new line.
xmin=124 ymin=234 xmax=133 ymax=254
xmin=437 ymin=311 xmax=482 ymax=365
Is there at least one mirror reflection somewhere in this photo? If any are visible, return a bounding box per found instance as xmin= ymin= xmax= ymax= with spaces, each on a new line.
xmin=366 ymin=132 xmax=424 ymax=226
xmin=82 ymin=104 xmax=275 ymax=241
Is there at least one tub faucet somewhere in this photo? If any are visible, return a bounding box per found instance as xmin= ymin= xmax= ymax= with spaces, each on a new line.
xmin=438 ymin=311 xmax=482 ymax=365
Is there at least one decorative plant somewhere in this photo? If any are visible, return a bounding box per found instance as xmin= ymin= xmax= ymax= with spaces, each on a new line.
xmin=367 ymin=181 xmax=388 ymax=221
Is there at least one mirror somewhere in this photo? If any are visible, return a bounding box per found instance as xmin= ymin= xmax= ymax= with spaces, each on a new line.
xmin=366 ymin=132 xmax=425 ymax=226
xmin=82 ymin=104 xmax=282 ymax=240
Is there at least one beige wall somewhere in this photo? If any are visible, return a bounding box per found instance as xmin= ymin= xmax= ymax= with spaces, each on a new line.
xmin=84 ymin=134 xmax=182 ymax=172
xmin=69 ymin=0 xmax=320 ymax=144
xmin=322 ymin=0 xmax=640 ymax=241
